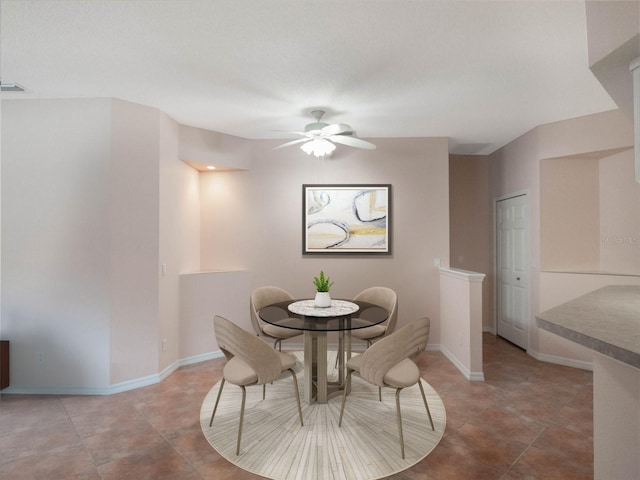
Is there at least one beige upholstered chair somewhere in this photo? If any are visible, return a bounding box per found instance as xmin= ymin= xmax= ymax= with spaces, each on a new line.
xmin=250 ymin=286 xmax=302 ymax=351
xmin=338 ymin=317 xmax=434 ymax=459
xmin=209 ymin=315 xmax=304 ymax=455
xmin=335 ymin=286 xmax=398 ymax=368
xmin=351 ymin=286 xmax=398 ymax=347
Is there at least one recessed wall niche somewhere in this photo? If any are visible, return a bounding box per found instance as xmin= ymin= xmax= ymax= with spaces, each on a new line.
xmin=198 ymin=169 xmax=251 ymax=272
xmin=540 ymin=147 xmax=639 ymax=275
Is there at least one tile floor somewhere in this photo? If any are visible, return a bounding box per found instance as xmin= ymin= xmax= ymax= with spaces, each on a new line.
xmin=0 ymin=334 xmax=593 ymax=479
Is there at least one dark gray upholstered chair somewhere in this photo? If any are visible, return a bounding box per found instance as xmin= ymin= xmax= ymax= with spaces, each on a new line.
xmin=338 ymin=317 xmax=434 ymax=459
xmin=209 ymin=315 xmax=304 ymax=455
xmin=250 ymin=286 xmax=302 ymax=351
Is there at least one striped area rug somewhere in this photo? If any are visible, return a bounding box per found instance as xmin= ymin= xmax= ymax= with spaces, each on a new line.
xmin=200 ymin=351 xmax=446 ymax=480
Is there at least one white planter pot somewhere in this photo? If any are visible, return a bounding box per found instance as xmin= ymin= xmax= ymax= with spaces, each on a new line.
xmin=314 ymin=292 xmax=331 ymax=308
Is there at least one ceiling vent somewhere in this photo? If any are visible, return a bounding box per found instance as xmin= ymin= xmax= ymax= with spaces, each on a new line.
xmin=0 ymin=82 xmax=26 ymax=92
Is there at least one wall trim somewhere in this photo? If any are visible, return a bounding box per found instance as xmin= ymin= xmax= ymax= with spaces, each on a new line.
xmin=3 ymin=344 xmax=592 ymax=395
xmin=438 ymin=266 xmax=486 ymax=282
xmin=528 ymin=348 xmax=593 ymax=371
xmin=2 ymin=350 xmax=225 ymax=396
xmin=440 ymin=344 xmax=485 ymax=381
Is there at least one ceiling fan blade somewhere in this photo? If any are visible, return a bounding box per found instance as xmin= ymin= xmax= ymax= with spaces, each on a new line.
xmin=273 ymin=138 xmax=310 ymax=150
xmin=329 ymin=135 xmax=376 ymax=149
xmin=322 ymin=123 xmax=354 ymax=135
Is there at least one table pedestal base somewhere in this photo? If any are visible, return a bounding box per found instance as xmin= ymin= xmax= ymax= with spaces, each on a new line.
xmin=303 ymin=330 xmax=352 ymax=404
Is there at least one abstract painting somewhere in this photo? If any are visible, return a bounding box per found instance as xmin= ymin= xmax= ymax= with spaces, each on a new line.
xmin=303 ymin=184 xmax=391 ymax=254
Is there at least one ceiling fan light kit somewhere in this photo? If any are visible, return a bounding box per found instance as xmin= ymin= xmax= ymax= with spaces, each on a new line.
xmin=301 ymin=138 xmax=336 ymax=157
xmin=276 ymin=110 xmax=376 ymax=158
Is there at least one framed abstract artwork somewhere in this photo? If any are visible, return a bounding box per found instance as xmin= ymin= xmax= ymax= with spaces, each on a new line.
xmin=303 ymin=184 xmax=392 ymax=255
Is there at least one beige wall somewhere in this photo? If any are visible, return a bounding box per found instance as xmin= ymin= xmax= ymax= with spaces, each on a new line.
xmin=439 ymin=268 xmax=485 ymax=379
xmin=199 ymin=171 xmax=251 ymax=271
xmin=540 ymin=157 xmax=600 ymax=271
xmin=539 ymin=147 xmax=639 ymax=276
xmin=159 ymin=112 xmax=201 ymax=372
xmin=179 ymin=124 xmax=252 ymax=170
xmin=489 ymin=127 xmax=543 ymax=352
xmin=4 ymin=97 xmax=635 ymax=390
xmin=0 ymin=98 xmax=450 ymax=389
xmin=586 ymin=0 xmax=639 ymax=66
xmin=489 ymin=109 xmax=638 ymax=366
xmin=197 ymin=137 xmax=450 ymax=344
xmin=1 ymin=98 xmax=205 ymax=391
xmin=449 ymin=155 xmax=493 ymax=330
xmin=599 ymin=150 xmax=640 ymax=274
xmin=593 ymin=352 xmax=640 ymax=480
xmin=109 ymin=99 xmax=161 ymax=384
xmin=179 ymin=271 xmax=252 ymax=358
xmin=2 ymin=98 xmax=112 ymax=390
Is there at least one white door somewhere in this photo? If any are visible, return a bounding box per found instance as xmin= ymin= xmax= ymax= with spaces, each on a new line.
xmin=496 ymin=194 xmax=529 ymax=349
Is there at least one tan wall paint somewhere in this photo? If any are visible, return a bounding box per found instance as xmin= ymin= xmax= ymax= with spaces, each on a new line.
xmin=179 ymin=124 xmax=252 ymax=170
xmin=490 ymin=109 xmax=637 ymax=365
xmin=199 ymin=171 xmax=251 ymax=272
xmin=593 ymin=353 xmax=640 ymax=479
xmin=198 ymin=137 xmax=450 ymax=344
xmin=1 ymin=98 xmax=112 ymax=390
xmin=4 ymin=98 xmax=634 ymax=389
xmin=439 ymin=268 xmax=485 ymax=379
xmin=159 ymin=112 xmax=201 ymax=371
xmin=449 ymin=155 xmax=493 ymax=330
xmin=540 ymin=157 xmax=600 ymax=271
xmin=109 ymin=99 xmax=160 ymax=384
xmin=599 ymin=150 xmax=640 ymax=275
xmin=489 ymin=129 xmax=542 ymax=352
xmin=585 ymin=0 xmax=640 ymax=67
xmin=1 ymin=99 xmax=211 ymax=389
xmin=537 ymin=109 xmax=633 ymax=159
xmin=179 ymin=271 xmax=252 ymax=357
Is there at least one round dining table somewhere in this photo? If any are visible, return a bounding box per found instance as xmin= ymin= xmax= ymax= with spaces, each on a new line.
xmin=258 ymin=299 xmax=389 ymax=404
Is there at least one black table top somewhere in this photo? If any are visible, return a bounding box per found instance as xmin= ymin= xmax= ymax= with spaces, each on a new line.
xmin=258 ymin=299 xmax=389 ymax=332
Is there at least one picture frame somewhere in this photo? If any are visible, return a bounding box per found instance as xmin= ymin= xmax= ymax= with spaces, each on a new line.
xmin=303 ymin=184 xmax=392 ymax=255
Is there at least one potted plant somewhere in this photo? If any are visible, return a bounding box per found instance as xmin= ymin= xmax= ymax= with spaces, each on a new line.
xmin=313 ymin=270 xmax=334 ymax=307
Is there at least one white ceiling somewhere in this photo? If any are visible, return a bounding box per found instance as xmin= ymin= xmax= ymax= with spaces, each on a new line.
xmin=0 ymin=0 xmax=618 ymax=155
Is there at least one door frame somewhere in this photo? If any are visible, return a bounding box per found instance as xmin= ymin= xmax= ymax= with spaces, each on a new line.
xmin=493 ymin=190 xmax=530 ymax=348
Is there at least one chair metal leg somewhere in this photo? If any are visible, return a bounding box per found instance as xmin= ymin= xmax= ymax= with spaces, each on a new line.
xmin=236 ymin=385 xmax=247 ymax=455
xmin=288 ymin=369 xmax=304 ymax=426
xmin=209 ymin=378 xmax=226 ymax=427
xmin=395 ymin=388 xmax=405 ymax=459
xmin=338 ymin=370 xmax=353 ymax=427
xmin=263 ymin=383 xmax=266 ymax=400
xmin=379 ymin=386 xmax=382 ymax=401
xmin=417 ymin=380 xmax=435 ymax=430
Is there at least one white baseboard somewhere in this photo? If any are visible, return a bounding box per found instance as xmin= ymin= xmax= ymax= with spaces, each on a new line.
xmin=439 ymin=345 xmax=485 ymax=381
xmin=483 ymin=325 xmax=496 ymax=334
xmin=2 ymin=350 xmax=226 ymax=396
xmin=18 ymin=340 xmax=590 ymax=395
xmin=527 ymin=349 xmax=593 ymax=371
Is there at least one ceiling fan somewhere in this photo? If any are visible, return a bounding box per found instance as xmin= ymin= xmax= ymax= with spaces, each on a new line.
xmin=274 ymin=110 xmax=376 ymax=158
